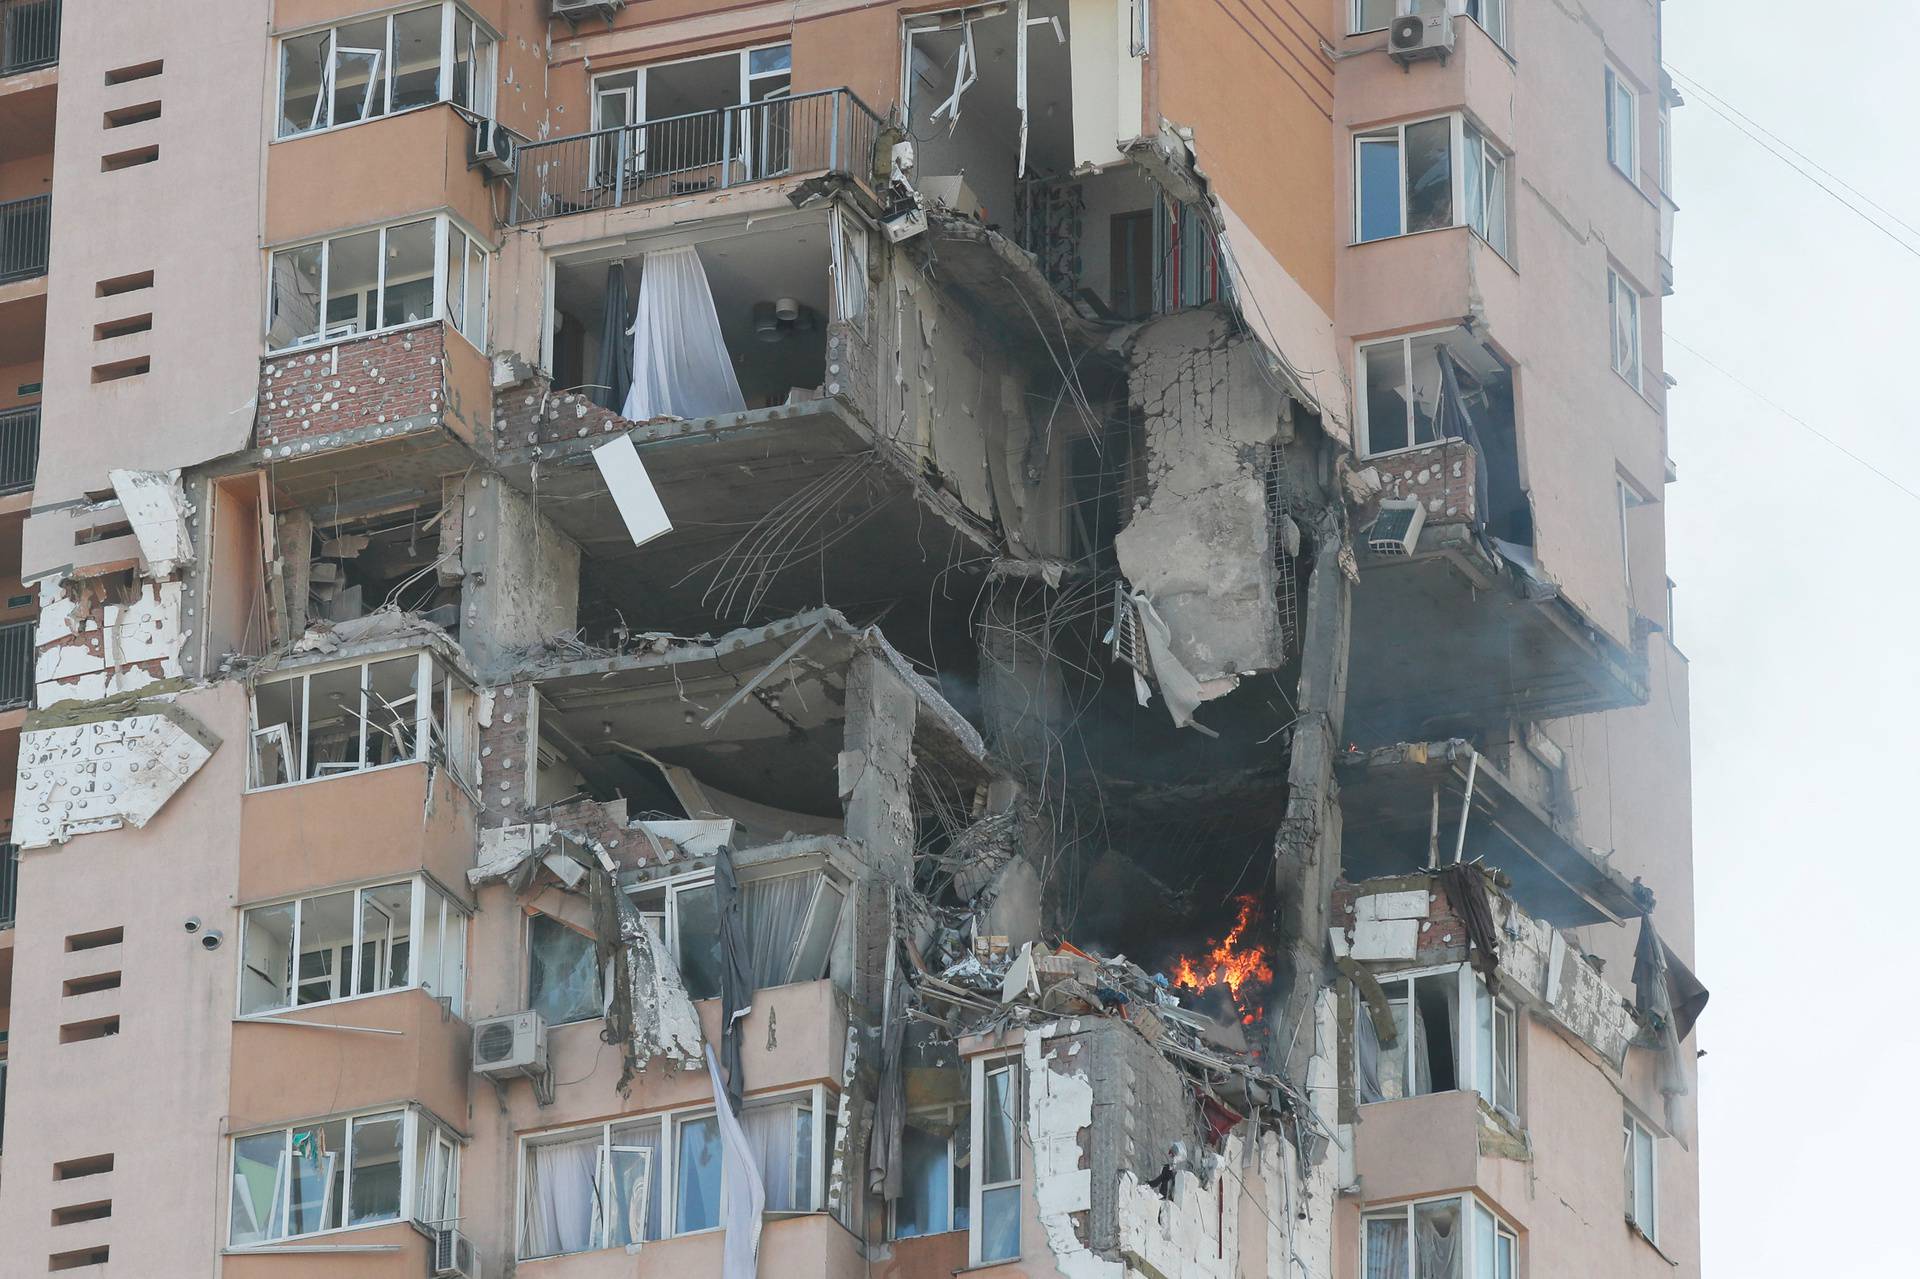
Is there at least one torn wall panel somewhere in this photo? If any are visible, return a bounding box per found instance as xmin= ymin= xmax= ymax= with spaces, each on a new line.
xmin=1212 ymin=198 xmax=1348 ymax=443
xmin=35 ymin=577 xmax=187 ymax=703
xmin=108 ymin=469 xmax=196 ymax=578
xmin=15 ymin=699 xmax=221 ymax=848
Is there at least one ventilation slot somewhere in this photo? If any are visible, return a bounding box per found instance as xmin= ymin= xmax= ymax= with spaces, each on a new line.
xmin=101 ymin=146 xmax=159 ymax=173
xmin=59 ymin=1016 xmax=120 ymax=1044
xmin=104 ymin=60 xmax=162 ymax=85
xmin=51 ymin=1201 xmax=112 ymax=1227
xmin=90 ymin=358 xmax=148 ymax=384
xmin=64 ymin=927 xmax=122 ymax=952
xmin=50 ymin=1247 xmax=111 ymax=1272
xmin=96 ymin=272 xmax=153 ymax=299
xmin=103 ymin=101 xmax=162 ymax=129
xmin=62 ymin=972 xmax=122 ymax=998
xmin=53 ymin=1154 xmax=115 ymax=1180
xmin=93 ymin=315 xmax=151 ymax=342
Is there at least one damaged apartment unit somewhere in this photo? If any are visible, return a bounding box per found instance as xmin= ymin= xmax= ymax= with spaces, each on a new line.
xmin=0 ymin=3 xmax=1704 ymax=1279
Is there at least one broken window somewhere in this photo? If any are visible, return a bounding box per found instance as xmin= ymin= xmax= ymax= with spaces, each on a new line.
xmin=1623 ymin=1112 xmax=1658 ymax=1242
xmin=970 ymin=1055 xmax=1021 ymax=1266
xmin=526 ymin=913 xmax=601 ymax=1027
xmin=831 ymin=206 xmax=869 ymax=331
xmin=1363 ymin=1195 xmax=1516 ymax=1279
xmin=1608 ymin=267 xmax=1642 ymax=389
xmin=1362 ymin=965 xmax=1514 ymax=1112
xmin=629 ymin=864 xmax=847 ymax=1000
xmin=275 ymin=3 xmax=496 ymax=139
xmin=1356 ymin=116 xmax=1454 ymax=242
xmin=1606 ymin=64 xmax=1639 ymax=180
xmin=1357 ymin=332 xmax=1451 ymax=456
xmin=238 ymin=876 xmax=466 ymax=1017
xmin=266 ymin=215 xmax=489 ymax=352
xmin=229 ymin=1106 xmax=457 ymax=1247
xmin=519 ymin=1090 xmax=829 ymax=1258
xmin=895 ymin=1101 xmax=972 ymax=1239
xmin=248 ymin=649 xmax=474 ymax=788
xmin=1462 ymin=124 xmax=1508 ymax=255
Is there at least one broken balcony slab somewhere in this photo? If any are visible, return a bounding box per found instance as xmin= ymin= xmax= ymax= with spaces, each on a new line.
xmin=920 ymin=211 xmax=1116 ymax=358
xmin=1335 ymin=739 xmax=1650 ymax=926
xmin=490 ymin=395 xmax=998 ymax=635
xmin=1345 ymin=522 xmax=1648 ymax=744
xmin=523 ymin=607 xmax=988 ymax=820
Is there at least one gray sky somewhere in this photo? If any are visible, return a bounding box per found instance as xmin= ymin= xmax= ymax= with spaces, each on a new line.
xmin=1663 ymin=3 xmax=1917 ymax=1272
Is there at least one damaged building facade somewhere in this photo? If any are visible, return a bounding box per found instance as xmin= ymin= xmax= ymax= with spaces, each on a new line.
xmin=0 ymin=2 xmax=1703 ymax=1278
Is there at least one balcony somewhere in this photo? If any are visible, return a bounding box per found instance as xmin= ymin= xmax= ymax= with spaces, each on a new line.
xmin=0 ymin=0 xmax=58 ymax=76
xmin=0 ymin=618 xmax=29 ymax=709
xmin=508 ymin=89 xmax=881 ymax=226
xmin=0 ymin=194 xmax=49 ymax=284
xmin=0 ymin=403 xmax=36 ymax=493
xmin=0 ymin=840 xmax=16 ymax=928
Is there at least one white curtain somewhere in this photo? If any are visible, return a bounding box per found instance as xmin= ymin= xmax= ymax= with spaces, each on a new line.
xmin=742 ymin=874 xmax=818 ymax=989
xmin=622 ymin=245 xmax=747 ymax=422
xmin=740 ymin=1104 xmax=799 ymax=1211
xmin=704 ymin=1046 xmax=766 ymax=1279
xmin=1416 ymin=1203 xmax=1462 ymax=1279
xmin=1365 ymin=1217 xmax=1409 ymax=1279
xmin=1355 ymin=992 xmax=1385 ymax=1105
xmin=523 ymin=1136 xmax=600 ymax=1258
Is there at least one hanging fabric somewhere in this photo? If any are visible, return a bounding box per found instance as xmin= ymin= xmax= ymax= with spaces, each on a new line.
xmin=622 ymin=245 xmax=747 ymax=422
xmin=714 ymin=843 xmax=756 ymax=1116
xmin=703 ymin=1045 xmax=766 ymax=1279
xmin=593 ymin=263 xmax=632 ymax=411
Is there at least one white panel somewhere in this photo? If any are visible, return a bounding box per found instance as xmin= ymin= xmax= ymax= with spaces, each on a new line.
xmin=1348 ymin=918 xmax=1419 ymax=961
xmin=591 ymin=432 xmax=673 ymax=547
xmin=1354 ymin=890 xmax=1431 ymax=922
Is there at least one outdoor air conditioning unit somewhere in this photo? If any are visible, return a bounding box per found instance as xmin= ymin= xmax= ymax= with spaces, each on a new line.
xmin=431 ymin=1228 xmax=480 ymax=1279
xmin=551 ymin=0 xmax=624 ymax=24
xmin=1368 ymin=499 xmax=1427 ymax=557
xmin=471 ymin=1010 xmax=547 ymax=1080
xmin=1389 ymin=1 xmax=1454 ymax=64
xmin=470 ymin=119 xmax=516 ymax=180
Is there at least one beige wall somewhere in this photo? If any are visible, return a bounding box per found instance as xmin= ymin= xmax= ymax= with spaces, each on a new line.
xmin=0 ymin=683 xmax=248 ymax=1273
xmin=22 ymin=0 xmax=270 ymax=580
xmin=265 ymin=104 xmax=497 ymax=247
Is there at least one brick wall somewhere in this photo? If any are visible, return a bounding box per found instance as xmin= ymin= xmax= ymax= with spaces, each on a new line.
xmin=1373 ymin=439 xmax=1478 ymax=527
xmin=255 ymin=324 xmax=451 ymax=453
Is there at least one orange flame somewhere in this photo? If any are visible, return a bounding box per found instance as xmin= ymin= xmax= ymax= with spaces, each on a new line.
xmin=1171 ymin=896 xmax=1273 ymax=1010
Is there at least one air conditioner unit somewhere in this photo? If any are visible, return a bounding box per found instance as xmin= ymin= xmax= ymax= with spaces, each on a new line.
xmin=1368 ymin=499 xmax=1427 ymax=557
xmin=431 ymin=1228 xmax=480 ymax=1279
xmin=1389 ymin=2 xmax=1454 ymax=64
xmin=470 ymin=120 xmax=516 ymax=180
xmin=472 ymin=1010 xmax=547 ymax=1080
xmin=551 ymin=0 xmax=624 ymax=23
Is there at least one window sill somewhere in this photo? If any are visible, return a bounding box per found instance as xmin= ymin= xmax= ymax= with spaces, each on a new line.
xmin=1358 ymin=433 xmax=1468 ymax=464
xmin=1626 ymin=1218 xmax=1679 ymax=1267
xmin=265 ymin=315 xmax=444 ymax=358
xmin=1349 ymin=223 xmax=1465 ymax=250
xmin=225 ymin=1216 xmax=410 ymax=1252
xmin=269 ymin=102 xmax=447 ymax=148
xmin=246 ymin=755 xmax=426 ymax=796
xmin=236 ymin=984 xmax=442 ymax=1022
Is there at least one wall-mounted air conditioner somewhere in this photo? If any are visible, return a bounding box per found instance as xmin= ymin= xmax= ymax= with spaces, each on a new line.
xmin=470 ymin=120 xmax=516 ymax=180
xmin=471 ymin=1010 xmax=547 ymax=1080
xmin=1368 ymin=499 xmax=1427 ymax=557
xmin=431 ymin=1228 xmax=480 ymax=1278
xmin=1389 ymin=1 xmax=1454 ymax=64
xmin=551 ymin=0 xmax=624 ymax=24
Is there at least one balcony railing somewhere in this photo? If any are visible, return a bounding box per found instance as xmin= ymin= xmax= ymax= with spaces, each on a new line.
xmin=0 ymin=619 xmax=32 ymax=710
xmin=0 ymin=842 xmax=18 ymax=929
xmin=0 ymin=0 xmax=59 ymax=74
xmin=509 ymin=88 xmax=881 ymax=225
xmin=0 ymin=194 xmax=50 ymax=284
xmin=0 ymin=404 xmax=38 ymax=493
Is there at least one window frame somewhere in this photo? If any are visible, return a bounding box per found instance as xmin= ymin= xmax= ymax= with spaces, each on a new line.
xmin=1608 ymin=266 xmax=1642 ymax=390
xmin=1466 ymin=0 xmax=1507 ymax=50
xmin=891 ymin=1099 xmax=972 ymax=1241
xmin=1623 ymin=1111 xmax=1659 ymax=1243
xmin=514 ymin=1084 xmax=832 ymax=1260
xmin=524 ymin=910 xmax=602 ymax=1029
xmin=228 ymin=1105 xmax=460 ymax=1249
xmin=1605 ymin=63 xmax=1639 ymax=182
xmin=274 ymin=2 xmax=498 ymax=143
xmin=1362 ymin=1192 xmax=1519 ymax=1279
xmin=1353 ymin=113 xmax=1506 ymax=248
xmin=1348 ymin=0 xmax=1401 ymax=37
xmin=1359 ymin=962 xmax=1516 ymax=1112
xmin=265 ymin=215 xmax=490 ymax=355
xmin=246 ymin=648 xmax=477 ymax=790
xmin=236 ymin=873 xmax=468 ymax=1019
xmin=1462 ymin=122 xmax=1510 ymax=256
xmin=626 ymin=860 xmax=851 ymax=1000
xmin=969 ymin=1053 xmax=1023 ymax=1267
xmin=1354 ymin=327 xmax=1479 ymax=460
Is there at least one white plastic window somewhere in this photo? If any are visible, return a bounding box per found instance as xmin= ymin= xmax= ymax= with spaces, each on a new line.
xmin=230 ymin=1107 xmax=450 ymax=1246
xmin=1463 ymin=124 xmax=1509 ymax=255
xmin=1363 ymin=964 xmax=1511 ymax=1111
xmin=238 ymin=876 xmax=466 ymax=1017
xmin=629 ymin=865 xmax=847 ymax=1000
xmin=1363 ymin=1194 xmax=1517 ymax=1279
xmin=248 ymin=650 xmax=474 ymax=786
xmin=1606 ymin=65 xmax=1638 ymax=180
xmin=1466 ymin=0 xmax=1506 ymax=49
xmin=1351 ymin=0 xmax=1398 ymax=35
xmin=1608 ymin=268 xmax=1642 ymax=389
xmin=267 ymin=217 xmax=485 ymax=353
xmin=276 ymin=3 xmax=495 ymax=139
xmin=1355 ymin=116 xmax=1455 ymax=242
xmin=1623 ymin=1113 xmax=1658 ymax=1241
xmin=970 ymin=1057 xmax=1021 ymax=1265
xmin=895 ymin=1102 xmax=972 ymax=1239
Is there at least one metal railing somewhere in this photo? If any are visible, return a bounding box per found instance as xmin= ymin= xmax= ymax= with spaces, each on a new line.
xmin=0 ymin=404 xmax=38 ymax=493
xmin=510 ymin=87 xmax=880 ymax=225
xmin=0 ymin=842 xmax=18 ymax=930
xmin=0 ymin=619 xmax=32 ymax=710
xmin=0 ymin=0 xmax=59 ymax=74
xmin=0 ymin=194 xmax=50 ymax=284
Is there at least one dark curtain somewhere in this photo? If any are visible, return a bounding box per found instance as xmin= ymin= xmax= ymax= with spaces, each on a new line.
xmin=592 ymin=263 xmax=633 ymax=413
xmin=714 ymin=844 xmax=755 ymax=1115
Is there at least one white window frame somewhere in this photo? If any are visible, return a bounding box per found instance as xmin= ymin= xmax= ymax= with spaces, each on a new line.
xmin=274 ymin=2 xmax=497 ymax=142
xmin=1623 ymin=1111 xmax=1659 ymax=1243
xmin=1607 ymin=267 xmax=1642 ymax=390
xmin=228 ymin=1105 xmax=459 ymax=1248
xmin=1462 ymin=122 xmax=1509 ymax=255
xmin=627 ymin=860 xmax=850 ymax=999
xmin=1361 ymin=962 xmax=1515 ymax=1111
xmin=266 ymin=215 xmax=491 ymax=355
xmin=891 ymin=1100 xmax=972 ymax=1240
xmin=1466 ymin=0 xmax=1507 ymax=50
xmin=236 ymin=874 xmax=468 ymax=1019
xmin=969 ymin=1053 xmax=1022 ymax=1267
xmin=1349 ymin=0 xmax=1401 ymax=37
xmin=514 ymin=1085 xmax=831 ymax=1260
xmin=586 ymin=40 xmax=792 ymax=180
xmin=1605 ymin=63 xmax=1639 ymax=181
xmin=1354 ymin=327 xmax=1478 ymax=460
xmin=1354 ymin=113 xmax=1505 ymax=246
xmin=1362 ymin=1192 xmax=1518 ymax=1279
xmin=247 ymin=649 xmax=476 ymax=789
xmin=524 ymin=910 xmax=602 ymax=1028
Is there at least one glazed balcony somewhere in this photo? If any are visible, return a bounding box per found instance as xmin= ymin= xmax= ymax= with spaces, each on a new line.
xmin=508 ymin=88 xmax=881 ymax=226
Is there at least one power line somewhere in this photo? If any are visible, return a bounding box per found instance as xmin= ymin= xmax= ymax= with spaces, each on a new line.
xmin=1667 ymin=333 xmax=1920 ymax=506
xmin=1665 ymin=66 xmax=1920 ymax=263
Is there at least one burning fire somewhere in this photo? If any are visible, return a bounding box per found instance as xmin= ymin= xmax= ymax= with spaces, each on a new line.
xmin=1171 ymin=896 xmax=1273 ymax=1023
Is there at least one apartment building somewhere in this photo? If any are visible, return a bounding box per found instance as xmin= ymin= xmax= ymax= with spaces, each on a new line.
xmin=0 ymin=2 xmax=1704 ymax=1278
